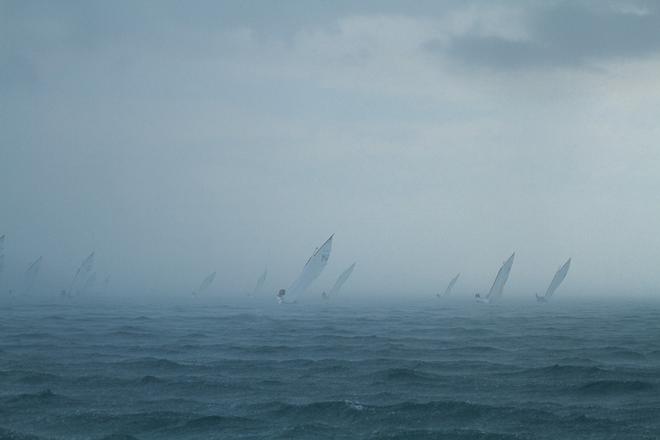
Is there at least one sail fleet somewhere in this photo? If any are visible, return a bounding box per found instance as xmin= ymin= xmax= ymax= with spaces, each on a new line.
xmin=0 ymin=232 xmax=571 ymax=303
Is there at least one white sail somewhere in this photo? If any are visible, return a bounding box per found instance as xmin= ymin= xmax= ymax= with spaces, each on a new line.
xmin=23 ymin=256 xmax=43 ymax=295
xmin=541 ymin=258 xmax=571 ymax=300
xmin=68 ymin=252 xmax=95 ymax=296
xmin=251 ymin=267 xmax=267 ymax=296
xmin=193 ymin=271 xmax=216 ymax=296
xmin=287 ymin=234 xmax=333 ymax=298
xmin=324 ymin=262 xmax=356 ymax=298
xmin=486 ymin=253 xmax=515 ymax=302
xmin=439 ymin=273 xmax=460 ymax=297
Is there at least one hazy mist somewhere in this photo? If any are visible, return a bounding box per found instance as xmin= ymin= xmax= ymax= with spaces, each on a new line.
xmin=2 ymin=0 xmax=660 ymax=301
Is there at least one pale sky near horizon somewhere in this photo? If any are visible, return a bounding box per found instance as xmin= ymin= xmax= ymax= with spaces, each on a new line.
xmin=2 ymin=0 xmax=660 ymax=299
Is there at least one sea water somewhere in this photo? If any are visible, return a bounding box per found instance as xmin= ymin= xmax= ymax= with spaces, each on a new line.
xmin=1 ymin=300 xmax=659 ymax=439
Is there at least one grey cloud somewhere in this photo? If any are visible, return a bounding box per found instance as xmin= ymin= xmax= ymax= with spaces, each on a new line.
xmin=436 ymin=1 xmax=660 ymax=70
xmin=438 ymin=37 xmax=557 ymax=70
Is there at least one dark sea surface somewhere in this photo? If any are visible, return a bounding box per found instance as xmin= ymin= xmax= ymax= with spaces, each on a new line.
xmin=2 ymin=300 xmax=660 ymax=439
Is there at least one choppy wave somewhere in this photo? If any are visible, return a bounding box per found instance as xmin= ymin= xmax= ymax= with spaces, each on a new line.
xmin=364 ymin=428 xmax=526 ymax=440
xmin=16 ymin=372 xmax=61 ymax=384
xmin=5 ymin=389 xmax=76 ymax=407
xmin=165 ymin=415 xmax=259 ymax=433
xmin=0 ymin=427 xmax=47 ymax=440
xmin=117 ymin=357 xmax=186 ymax=370
xmin=521 ymin=364 xmax=608 ymax=377
xmin=370 ymin=367 xmax=444 ymax=384
xmin=577 ymin=380 xmax=655 ymax=394
xmin=138 ymin=375 xmax=163 ymax=385
xmin=1 ymin=302 xmax=659 ymax=439
xmin=98 ymin=435 xmax=141 ymax=440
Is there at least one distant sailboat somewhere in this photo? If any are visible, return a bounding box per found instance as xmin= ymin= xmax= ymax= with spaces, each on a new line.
xmin=536 ymin=258 xmax=571 ymax=303
xmin=280 ymin=234 xmax=333 ymax=302
xmin=250 ymin=267 xmax=267 ymax=296
xmin=322 ymin=262 xmax=356 ymax=300
xmin=23 ymin=256 xmax=43 ymax=295
xmin=476 ymin=253 xmax=515 ymax=304
xmin=437 ymin=273 xmax=460 ymax=298
xmin=192 ymin=271 xmax=216 ymax=296
xmin=66 ymin=252 xmax=95 ymax=297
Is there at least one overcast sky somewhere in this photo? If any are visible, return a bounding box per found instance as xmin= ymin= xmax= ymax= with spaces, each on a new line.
xmin=2 ymin=0 xmax=660 ymax=300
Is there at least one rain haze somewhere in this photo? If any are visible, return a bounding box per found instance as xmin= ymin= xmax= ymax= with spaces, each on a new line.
xmin=5 ymin=3 xmax=660 ymax=440
xmin=2 ymin=0 xmax=660 ymax=301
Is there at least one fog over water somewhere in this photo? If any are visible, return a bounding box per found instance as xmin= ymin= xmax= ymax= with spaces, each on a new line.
xmin=2 ymin=1 xmax=660 ymax=301
xmin=4 ymin=5 xmax=660 ymax=440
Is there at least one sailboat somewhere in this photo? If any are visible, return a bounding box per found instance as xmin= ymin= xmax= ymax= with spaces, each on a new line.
xmin=65 ymin=252 xmax=95 ymax=297
xmin=279 ymin=234 xmax=333 ymax=303
xmin=23 ymin=256 xmax=43 ymax=295
xmin=476 ymin=253 xmax=515 ymax=304
xmin=322 ymin=262 xmax=356 ymax=300
xmin=437 ymin=273 xmax=460 ymax=298
xmin=192 ymin=271 xmax=216 ymax=296
xmin=250 ymin=267 xmax=267 ymax=296
xmin=536 ymin=258 xmax=571 ymax=303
